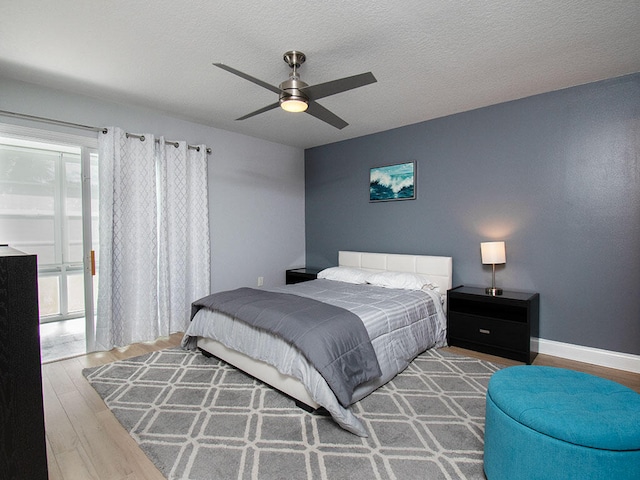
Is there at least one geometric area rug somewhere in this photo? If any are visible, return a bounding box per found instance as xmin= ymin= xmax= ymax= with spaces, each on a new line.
xmin=83 ymin=347 xmax=504 ymax=480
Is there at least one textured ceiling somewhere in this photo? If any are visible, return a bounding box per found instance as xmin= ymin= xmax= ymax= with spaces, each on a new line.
xmin=1 ymin=1 xmax=639 ymax=149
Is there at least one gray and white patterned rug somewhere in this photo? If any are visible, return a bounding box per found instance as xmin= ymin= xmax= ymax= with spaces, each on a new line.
xmin=83 ymin=347 xmax=502 ymax=480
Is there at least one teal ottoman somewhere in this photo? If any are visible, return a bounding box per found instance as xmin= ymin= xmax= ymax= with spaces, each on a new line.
xmin=484 ymin=366 xmax=640 ymax=480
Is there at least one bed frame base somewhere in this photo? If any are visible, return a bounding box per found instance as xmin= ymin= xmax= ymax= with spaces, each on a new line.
xmin=196 ymin=336 xmax=320 ymax=411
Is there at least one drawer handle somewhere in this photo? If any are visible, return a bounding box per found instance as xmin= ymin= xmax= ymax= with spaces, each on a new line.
xmin=479 ymin=328 xmax=491 ymax=335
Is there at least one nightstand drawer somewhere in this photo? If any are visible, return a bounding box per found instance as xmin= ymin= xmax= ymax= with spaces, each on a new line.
xmin=448 ymin=313 xmax=528 ymax=351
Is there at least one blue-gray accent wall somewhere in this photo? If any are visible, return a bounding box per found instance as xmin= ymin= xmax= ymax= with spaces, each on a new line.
xmin=305 ymin=73 xmax=640 ymax=356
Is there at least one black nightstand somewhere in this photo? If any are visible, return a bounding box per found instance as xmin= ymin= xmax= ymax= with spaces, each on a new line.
xmin=447 ymin=286 xmax=539 ymax=364
xmin=286 ymin=267 xmax=322 ymax=285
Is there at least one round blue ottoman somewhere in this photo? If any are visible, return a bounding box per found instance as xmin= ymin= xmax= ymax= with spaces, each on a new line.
xmin=484 ymin=366 xmax=640 ymax=480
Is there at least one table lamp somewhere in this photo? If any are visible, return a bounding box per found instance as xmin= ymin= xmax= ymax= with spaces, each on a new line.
xmin=481 ymin=241 xmax=506 ymax=295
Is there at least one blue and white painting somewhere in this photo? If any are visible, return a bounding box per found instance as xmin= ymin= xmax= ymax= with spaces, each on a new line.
xmin=369 ymin=161 xmax=416 ymax=201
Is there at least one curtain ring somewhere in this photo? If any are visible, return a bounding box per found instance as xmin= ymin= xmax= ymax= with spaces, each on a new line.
xmin=125 ymin=133 xmax=145 ymax=142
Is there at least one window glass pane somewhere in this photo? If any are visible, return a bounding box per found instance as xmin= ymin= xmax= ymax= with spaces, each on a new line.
xmin=64 ymin=154 xmax=82 ymax=218
xmin=0 ymin=145 xmax=57 ymax=214
xmin=0 ymin=216 xmax=56 ymax=263
xmin=66 ymin=218 xmax=83 ymax=263
xmin=0 ymin=144 xmax=59 ymax=263
xmin=67 ymin=272 xmax=85 ymax=314
xmin=64 ymin=154 xmax=82 ymax=209
xmin=38 ymin=275 xmax=60 ymax=317
xmin=64 ymin=153 xmax=83 ymax=263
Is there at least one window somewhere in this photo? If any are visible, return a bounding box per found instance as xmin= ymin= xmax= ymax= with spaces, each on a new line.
xmin=0 ymin=136 xmax=98 ymax=323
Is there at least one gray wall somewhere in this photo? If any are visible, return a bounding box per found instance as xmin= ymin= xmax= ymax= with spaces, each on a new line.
xmin=305 ymin=73 xmax=640 ymax=356
xmin=0 ymin=76 xmax=306 ymax=293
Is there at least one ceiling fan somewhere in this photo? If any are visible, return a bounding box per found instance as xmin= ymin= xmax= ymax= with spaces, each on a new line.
xmin=214 ymin=51 xmax=377 ymax=129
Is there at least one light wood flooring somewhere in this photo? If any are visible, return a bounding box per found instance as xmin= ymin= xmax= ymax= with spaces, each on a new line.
xmin=43 ymin=332 xmax=183 ymax=480
xmin=43 ymin=336 xmax=639 ymax=480
xmin=446 ymin=347 xmax=640 ymax=393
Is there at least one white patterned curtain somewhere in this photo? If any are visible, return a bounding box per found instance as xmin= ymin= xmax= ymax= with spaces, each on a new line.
xmin=157 ymin=138 xmax=210 ymax=336
xmin=96 ymin=128 xmax=210 ymax=351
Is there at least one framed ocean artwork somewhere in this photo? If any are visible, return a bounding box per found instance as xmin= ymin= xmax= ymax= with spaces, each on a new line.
xmin=369 ymin=161 xmax=416 ymax=202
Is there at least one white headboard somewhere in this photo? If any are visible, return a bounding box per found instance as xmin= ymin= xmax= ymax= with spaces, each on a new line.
xmin=338 ymin=250 xmax=453 ymax=304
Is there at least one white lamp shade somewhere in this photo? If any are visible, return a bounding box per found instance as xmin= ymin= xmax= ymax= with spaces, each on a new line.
xmin=481 ymin=241 xmax=506 ymax=264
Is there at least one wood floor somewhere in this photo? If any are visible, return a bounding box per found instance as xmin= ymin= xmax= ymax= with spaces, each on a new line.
xmin=43 ymin=332 xmax=183 ymax=480
xmin=43 ymin=335 xmax=639 ymax=480
xmin=446 ymin=346 xmax=640 ymax=393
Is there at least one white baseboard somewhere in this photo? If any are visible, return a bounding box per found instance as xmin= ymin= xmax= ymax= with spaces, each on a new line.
xmin=533 ymin=338 xmax=640 ymax=374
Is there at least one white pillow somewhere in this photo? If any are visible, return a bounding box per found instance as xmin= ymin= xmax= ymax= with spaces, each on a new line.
xmin=317 ymin=266 xmax=371 ymax=284
xmin=366 ymin=271 xmax=440 ymax=292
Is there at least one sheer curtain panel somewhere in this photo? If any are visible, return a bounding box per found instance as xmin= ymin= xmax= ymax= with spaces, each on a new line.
xmin=97 ymin=128 xmax=210 ymax=350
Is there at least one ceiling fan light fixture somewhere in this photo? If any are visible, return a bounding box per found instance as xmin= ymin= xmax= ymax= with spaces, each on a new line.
xmin=280 ymin=96 xmax=309 ymax=113
xmin=279 ymin=74 xmax=309 ymax=113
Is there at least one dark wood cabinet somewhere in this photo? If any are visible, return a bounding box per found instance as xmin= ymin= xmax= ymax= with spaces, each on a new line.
xmin=286 ymin=267 xmax=321 ymax=285
xmin=0 ymin=246 xmax=48 ymax=479
xmin=447 ymin=285 xmax=539 ymax=364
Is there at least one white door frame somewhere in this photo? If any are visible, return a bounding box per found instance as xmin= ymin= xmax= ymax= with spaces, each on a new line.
xmin=80 ymin=146 xmax=96 ymax=352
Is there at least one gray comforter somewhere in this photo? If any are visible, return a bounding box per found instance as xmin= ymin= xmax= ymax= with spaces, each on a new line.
xmin=191 ymin=287 xmax=382 ymax=407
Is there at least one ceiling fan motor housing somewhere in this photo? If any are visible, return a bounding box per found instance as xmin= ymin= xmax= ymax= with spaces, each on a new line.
xmin=279 ymin=76 xmax=309 ymax=104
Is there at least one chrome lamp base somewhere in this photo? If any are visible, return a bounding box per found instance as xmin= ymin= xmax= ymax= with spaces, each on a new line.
xmin=486 ymin=264 xmax=503 ymax=295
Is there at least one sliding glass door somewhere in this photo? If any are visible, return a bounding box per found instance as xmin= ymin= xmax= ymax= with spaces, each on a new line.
xmin=0 ymin=132 xmax=98 ymax=356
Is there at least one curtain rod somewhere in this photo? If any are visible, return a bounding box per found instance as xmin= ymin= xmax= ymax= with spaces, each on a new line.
xmin=0 ymin=109 xmax=106 ymax=133
xmin=0 ymin=109 xmax=211 ymax=154
xmin=125 ymin=133 xmax=211 ymax=154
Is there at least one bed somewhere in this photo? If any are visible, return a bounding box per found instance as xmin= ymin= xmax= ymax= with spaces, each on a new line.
xmin=182 ymin=250 xmax=452 ymax=436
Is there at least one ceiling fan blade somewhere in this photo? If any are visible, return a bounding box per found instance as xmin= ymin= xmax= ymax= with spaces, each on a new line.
xmin=305 ymin=101 xmax=349 ymax=130
xmin=213 ymin=63 xmax=282 ymax=95
xmin=302 ymin=72 xmax=377 ymax=101
xmin=236 ymin=102 xmax=280 ymax=121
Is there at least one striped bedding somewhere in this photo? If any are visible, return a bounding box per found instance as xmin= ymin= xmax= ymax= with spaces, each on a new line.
xmin=182 ymin=278 xmax=447 ymax=436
